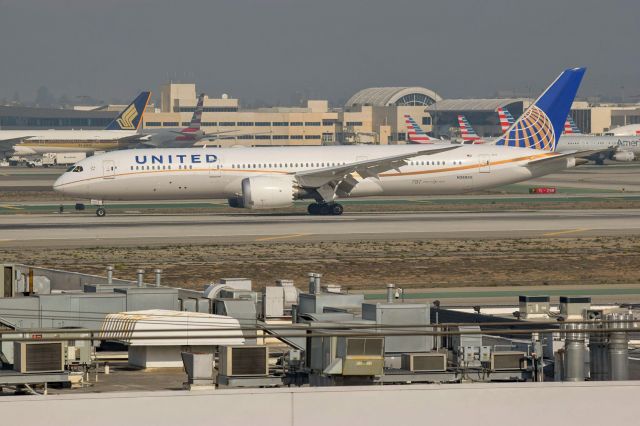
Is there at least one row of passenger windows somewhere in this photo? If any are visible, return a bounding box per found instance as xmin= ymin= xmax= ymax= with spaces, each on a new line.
xmin=408 ymin=160 xmax=463 ymax=166
xmin=128 ymin=160 xmax=463 ymax=172
xmin=231 ymin=162 xmax=347 ymax=169
xmin=144 ymin=121 xmax=326 ymax=128
xmin=130 ymin=165 xmax=193 ymax=171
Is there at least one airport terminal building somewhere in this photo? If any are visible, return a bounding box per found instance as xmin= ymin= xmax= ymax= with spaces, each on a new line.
xmin=144 ymin=83 xmax=441 ymax=146
xmin=3 ymin=82 xmax=640 ymax=144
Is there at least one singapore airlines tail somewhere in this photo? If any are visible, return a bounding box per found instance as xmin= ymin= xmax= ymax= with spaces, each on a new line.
xmin=495 ymin=67 xmax=586 ymax=151
xmin=104 ymin=91 xmax=151 ymax=131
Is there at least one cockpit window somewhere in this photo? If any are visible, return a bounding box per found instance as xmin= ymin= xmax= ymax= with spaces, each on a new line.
xmin=66 ymin=166 xmax=75 ymax=172
xmin=66 ymin=166 xmax=83 ymax=173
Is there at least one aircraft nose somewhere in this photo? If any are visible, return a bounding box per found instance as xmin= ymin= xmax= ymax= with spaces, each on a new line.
xmin=53 ymin=174 xmax=68 ymax=193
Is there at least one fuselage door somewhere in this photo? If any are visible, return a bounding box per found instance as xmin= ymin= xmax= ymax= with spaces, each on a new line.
xmin=209 ymin=156 xmax=221 ymax=177
xmin=102 ymin=160 xmax=116 ymax=179
xmin=478 ymin=154 xmax=491 ymax=173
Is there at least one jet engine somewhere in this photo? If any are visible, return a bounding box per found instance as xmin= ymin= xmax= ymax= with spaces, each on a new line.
xmin=229 ymin=175 xmax=298 ymax=209
xmin=611 ymin=150 xmax=635 ymax=162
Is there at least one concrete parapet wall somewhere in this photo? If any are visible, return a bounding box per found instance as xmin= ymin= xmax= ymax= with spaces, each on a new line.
xmin=1 ymin=381 xmax=639 ymax=425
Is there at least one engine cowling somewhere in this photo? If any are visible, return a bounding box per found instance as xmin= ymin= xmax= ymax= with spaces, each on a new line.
xmin=611 ymin=150 xmax=635 ymax=162
xmin=235 ymin=175 xmax=297 ymax=209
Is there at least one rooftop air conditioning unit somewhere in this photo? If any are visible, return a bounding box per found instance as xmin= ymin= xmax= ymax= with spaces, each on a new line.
xmin=219 ymin=345 xmax=269 ymax=377
xmin=490 ymin=351 xmax=527 ymax=371
xmin=401 ymin=352 xmax=447 ymax=372
xmin=339 ymin=337 xmax=384 ymax=376
xmin=14 ymin=341 xmax=65 ymax=373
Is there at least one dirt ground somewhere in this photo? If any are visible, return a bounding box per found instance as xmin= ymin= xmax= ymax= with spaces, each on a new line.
xmin=2 ymin=236 xmax=639 ymax=291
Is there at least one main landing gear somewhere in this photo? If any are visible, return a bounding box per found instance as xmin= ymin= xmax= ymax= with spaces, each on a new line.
xmin=96 ymin=207 xmax=107 ymax=217
xmin=307 ymin=202 xmax=344 ymax=216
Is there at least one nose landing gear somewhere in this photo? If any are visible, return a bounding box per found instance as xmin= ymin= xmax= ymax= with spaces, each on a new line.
xmin=96 ymin=207 xmax=106 ymax=217
xmin=307 ymin=202 xmax=344 ymax=216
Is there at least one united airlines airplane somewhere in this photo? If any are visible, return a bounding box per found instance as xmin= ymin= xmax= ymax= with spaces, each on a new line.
xmin=54 ymin=68 xmax=585 ymax=217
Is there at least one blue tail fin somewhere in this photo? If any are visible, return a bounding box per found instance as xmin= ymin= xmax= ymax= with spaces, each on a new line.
xmin=104 ymin=91 xmax=151 ymax=130
xmin=495 ymin=68 xmax=585 ymax=151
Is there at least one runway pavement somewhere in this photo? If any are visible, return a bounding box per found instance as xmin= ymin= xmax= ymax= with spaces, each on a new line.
xmin=1 ymin=208 xmax=639 ymax=248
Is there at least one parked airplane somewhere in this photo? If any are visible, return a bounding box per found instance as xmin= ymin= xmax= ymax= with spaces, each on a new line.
xmin=403 ymin=115 xmax=438 ymax=143
xmin=457 ymin=115 xmax=482 ymax=143
xmin=605 ymin=124 xmax=640 ymax=137
xmin=54 ymin=68 xmax=586 ymax=217
xmin=563 ymin=115 xmax=582 ymax=135
xmin=500 ymin=107 xmax=640 ymax=163
xmin=0 ymin=92 xmax=151 ymax=156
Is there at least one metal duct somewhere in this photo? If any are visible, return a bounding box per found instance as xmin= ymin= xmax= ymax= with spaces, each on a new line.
xmin=588 ymin=320 xmax=609 ymax=381
xmin=136 ymin=269 xmax=145 ymax=288
xmin=106 ymin=265 xmax=114 ymax=285
xmin=563 ymin=322 xmax=586 ymax=382
xmin=607 ymin=313 xmax=630 ymax=381
xmin=386 ymin=284 xmax=395 ymax=303
xmin=154 ymin=269 xmax=162 ymax=287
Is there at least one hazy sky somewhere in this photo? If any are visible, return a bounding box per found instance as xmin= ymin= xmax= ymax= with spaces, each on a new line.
xmin=1 ymin=0 xmax=639 ymax=106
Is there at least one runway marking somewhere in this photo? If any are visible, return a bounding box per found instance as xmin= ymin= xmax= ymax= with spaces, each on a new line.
xmin=543 ymin=228 xmax=591 ymax=237
xmin=255 ymin=233 xmax=310 ymax=242
xmin=0 ymin=204 xmax=23 ymax=210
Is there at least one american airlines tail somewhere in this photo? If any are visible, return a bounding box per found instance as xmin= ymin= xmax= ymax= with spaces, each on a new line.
xmin=497 ymin=107 xmax=516 ymax=133
xmin=180 ymin=93 xmax=205 ymax=135
xmin=563 ymin=115 xmax=582 ymax=135
xmin=104 ymin=91 xmax=151 ymax=131
xmin=495 ymin=67 xmax=586 ymax=151
xmin=403 ymin=114 xmax=437 ymax=143
xmin=457 ymin=115 xmax=482 ymax=142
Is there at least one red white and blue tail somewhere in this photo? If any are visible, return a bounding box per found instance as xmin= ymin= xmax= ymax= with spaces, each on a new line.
xmin=563 ymin=115 xmax=582 ymax=135
xmin=404 ymin=114 xmax=436 ymax=143
xmin=497 ymin=107 xmax=515 ymax=133
xmin=180 ymin=93 xmax=205 ymax=135
xmin=457 ymin=115 xmax=482 ymax=142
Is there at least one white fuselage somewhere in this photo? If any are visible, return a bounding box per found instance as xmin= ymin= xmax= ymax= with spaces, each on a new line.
xmin=558 ymin=135 xmax=640 ymax=156
xmin=53 ymin=145 xmax=572 ymax=202
xmin=0 ymin=130 xmax=140 ymax=154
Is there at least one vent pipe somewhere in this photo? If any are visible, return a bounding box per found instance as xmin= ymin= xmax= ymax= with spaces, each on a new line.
xmin=154 ymin=268 xmax=162 ymax=287
xmin=136 ymin=269 xmax=145 ymax=288
xmin=308 ymin=272 xmax=322 ymax=295
xmin=386 ymin=284 xmax=395 ymax=303
xmin=562 ymin=322 xmax=586 ymax=381
xmin=106 ymin=265 xmax=114 ymax=285
xmin=607 ymin=313 xmax=630 ymax=381
xmin=588 ymin=319 xmax=609 ymax=381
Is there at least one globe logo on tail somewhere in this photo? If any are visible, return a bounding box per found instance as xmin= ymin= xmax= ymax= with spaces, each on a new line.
xmin=500 ymin=105 xmax=555 ymax=150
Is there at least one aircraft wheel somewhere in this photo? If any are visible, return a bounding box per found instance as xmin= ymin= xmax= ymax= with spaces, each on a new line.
xmin=330 ymin=203 xmax=344 ymax=216
xmin=318 ymin=203 xmax=331 ymax=216
xmin=96 ymin=207 xmax=107 ymax=217
xmin=307 ymin=203 xmax=320 ymax=215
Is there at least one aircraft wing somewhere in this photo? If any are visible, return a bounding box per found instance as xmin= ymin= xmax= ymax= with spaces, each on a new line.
xmin=573 ymin=147 xmax=617 ymax=161
xmin=0 ymin=137 xmax=30 ymax=150
xmin=294 ymin=145 xmax=460 ymax=201
xmin=524 ymin=152 xmax=577 ymax=165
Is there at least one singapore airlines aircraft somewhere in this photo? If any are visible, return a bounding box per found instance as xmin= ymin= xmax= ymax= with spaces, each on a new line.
xmin=0 ymin=92 xmax=151 ymax=155
xmin=54 ymin=68 xmax=585 ymax=217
